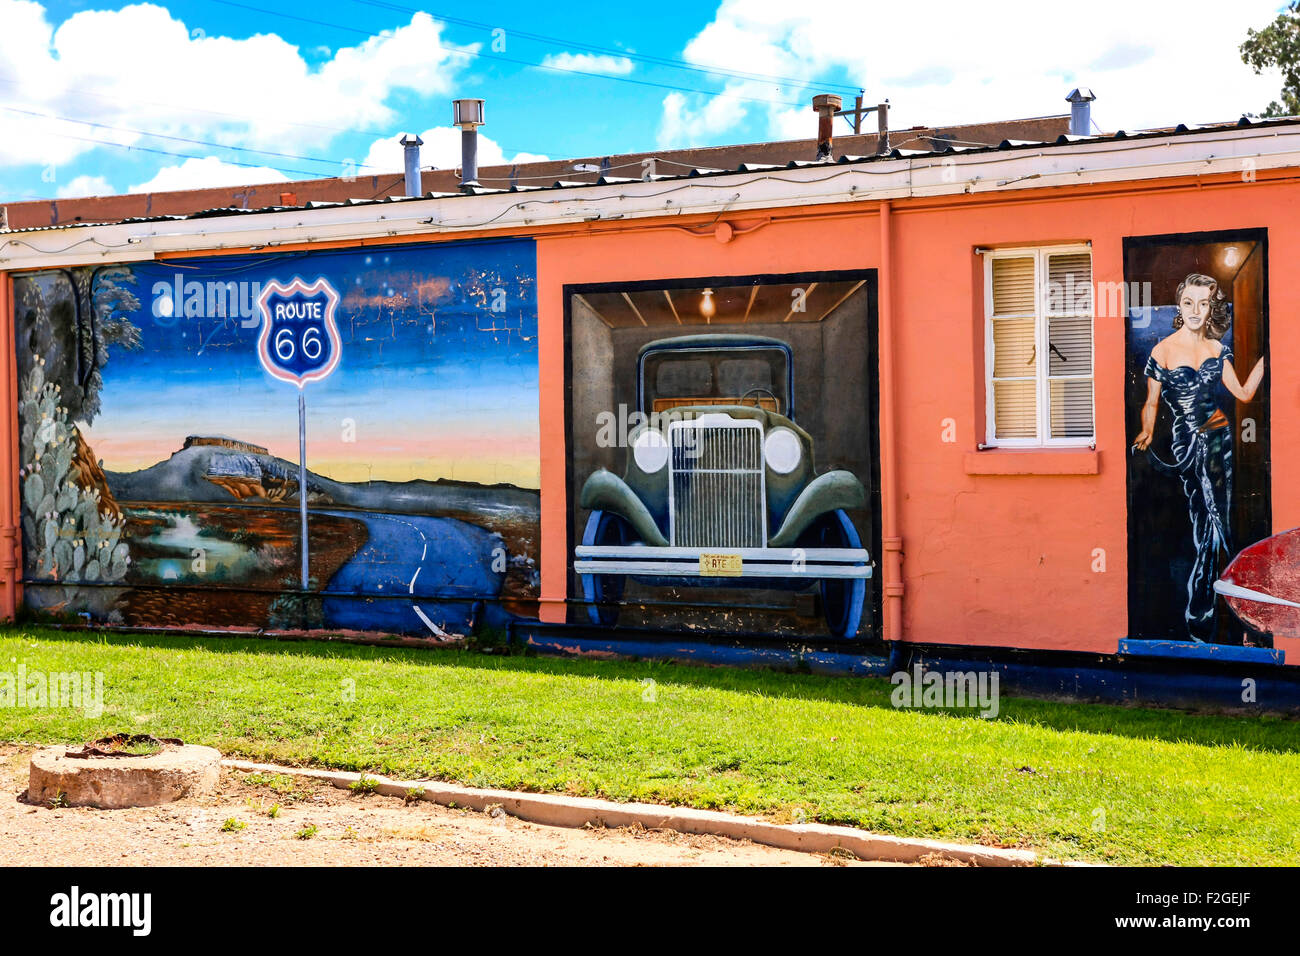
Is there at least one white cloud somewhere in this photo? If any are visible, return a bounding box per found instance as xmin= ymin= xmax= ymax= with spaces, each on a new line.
xmin=359 ymin=128 xmax=548 ymax=176
xmin=540 ymin=52 xmax=635 ymax=76
xmin=0 ymin=1 xmax=476 ymax=168
xmin=659 ymin=91 xmax=751 ymax=148
xmin=658 ymin=0 xmax=1288 ymax=147
xmin=128 ymin=156 xmax=288 ymax=193
xmin=56 ymin=174 xmax=114 ymax=198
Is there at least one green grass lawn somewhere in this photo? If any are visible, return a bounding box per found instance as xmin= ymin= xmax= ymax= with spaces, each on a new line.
xmin=1 ymin=625 xmax=1297 ymax=865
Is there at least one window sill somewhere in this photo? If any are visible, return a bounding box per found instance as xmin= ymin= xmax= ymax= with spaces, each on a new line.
xmin=963 ymin=448 xmax=1100 ymax=476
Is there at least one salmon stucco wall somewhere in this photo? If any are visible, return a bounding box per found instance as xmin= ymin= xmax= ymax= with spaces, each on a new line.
xmin=536 ymin=171 xmax=1300 ymax=662
xmin=888 ymin=176 xmax=1297 ymax=662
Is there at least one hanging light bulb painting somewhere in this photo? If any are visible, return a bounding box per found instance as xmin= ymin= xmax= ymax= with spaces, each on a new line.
xmin=699 ymin=288 xmax=716 ymax=321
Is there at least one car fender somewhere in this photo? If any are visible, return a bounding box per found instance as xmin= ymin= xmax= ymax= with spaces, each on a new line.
xmin=768 ymin=470 xmax=866 ymax=547
xmin=579 ymin=469 xmax=670 ymax=547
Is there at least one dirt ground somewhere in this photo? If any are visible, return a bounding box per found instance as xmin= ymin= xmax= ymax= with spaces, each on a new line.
xmin=0 ymin=745 xmax=895 ymax=867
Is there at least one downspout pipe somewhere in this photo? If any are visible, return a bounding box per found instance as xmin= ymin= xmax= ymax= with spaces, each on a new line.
xmin=878 ymin=201 xmax=904 ymax=652
xmin=0 ymin=272 xmax=17 ymax=621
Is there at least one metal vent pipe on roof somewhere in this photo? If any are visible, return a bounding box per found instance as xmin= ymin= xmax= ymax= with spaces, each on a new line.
xmin=812 ymin=93 xmax=842 ymax=160
xmin=400 ymin=134 xmax=424 ymax=198
xmin=453 ymin=98 xmax=486 ymax=192
xmin=1067 ymin=88 xmax=1096 ymax=136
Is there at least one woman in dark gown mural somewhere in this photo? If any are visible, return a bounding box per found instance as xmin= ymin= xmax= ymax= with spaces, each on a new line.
xmin=1132 ymin=274 xmax=1265 ymax=642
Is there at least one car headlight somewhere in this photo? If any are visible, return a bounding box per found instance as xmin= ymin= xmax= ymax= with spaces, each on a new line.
xmin=764 ymin=427 xmax=802 ymax=474
xmin=632 ymin=428 xmax=669 ymax=473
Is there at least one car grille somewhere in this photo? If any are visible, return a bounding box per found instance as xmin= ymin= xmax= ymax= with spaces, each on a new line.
xmin=668 ymin=419 xmax=766 ymax=548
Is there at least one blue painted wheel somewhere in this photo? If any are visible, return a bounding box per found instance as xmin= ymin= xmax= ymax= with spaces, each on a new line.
xmin=581 ymin=510 xmax=628 ymax=626
xmin=817 ymin=509 xmax=866 ymax=638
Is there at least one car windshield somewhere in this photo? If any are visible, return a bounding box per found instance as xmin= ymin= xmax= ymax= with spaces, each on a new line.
xmin=643 ymin=347 xmax=789 ymax=415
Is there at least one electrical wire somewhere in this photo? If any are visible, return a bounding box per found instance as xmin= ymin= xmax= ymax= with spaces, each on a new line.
xmin=0 ymin=84 xmax=559 ymax=160
xmin=474 ymin=158 xmax=655 ymax=182
xmin=0 ymin=4 xmax=846 ymax=186
xmin=1 ymin=106 xmax=378 ymax=173
xmin=345 ymin=0 xmax=862 ymax=95
xmin=203 ymin=0 xmax=811 ymax=109
xmin=29 ymin=128 xmax=328 ymax=179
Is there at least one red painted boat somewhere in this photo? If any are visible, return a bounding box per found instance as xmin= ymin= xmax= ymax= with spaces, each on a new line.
xmin=1215 ymin=528 xmax=1300 ymax=638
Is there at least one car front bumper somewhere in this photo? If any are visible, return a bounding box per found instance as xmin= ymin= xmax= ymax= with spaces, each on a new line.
xmin=574 ymin=545 xmax=872 ymax=579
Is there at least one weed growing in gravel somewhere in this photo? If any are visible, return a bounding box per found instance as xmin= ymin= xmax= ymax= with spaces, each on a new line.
xmin=242 ymin=772 xmax=311 ymax=801
xmin=350 ymin=774 xmax=380 ymax=795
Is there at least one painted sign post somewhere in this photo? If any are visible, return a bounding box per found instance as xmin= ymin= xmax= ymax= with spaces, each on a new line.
xmin=256 ymin=278 xmax=343 ymax=590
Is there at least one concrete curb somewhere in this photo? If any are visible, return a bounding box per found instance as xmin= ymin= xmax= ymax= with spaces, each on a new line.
xmin=223 ymin=759 xmax=1080 ymax=866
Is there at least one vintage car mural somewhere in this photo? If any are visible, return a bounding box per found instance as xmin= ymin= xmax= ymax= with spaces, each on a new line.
xmin=574 ymin=334 xmax=871 ymax=636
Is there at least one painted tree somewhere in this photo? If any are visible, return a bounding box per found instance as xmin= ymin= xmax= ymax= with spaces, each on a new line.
xmin=14 ymin=267 xmax=141 ymax=586
xmin=16 ymin=266 xmax=142 ymax=424
xmin=1242 ymin=2 xmax=1300 ymax=118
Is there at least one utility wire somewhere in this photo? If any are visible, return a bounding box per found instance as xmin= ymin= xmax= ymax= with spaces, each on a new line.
xmin=0 ymin=3 xmax=853 ymax=191
xmin=0 ymin=79 xmax=562 ymax=159
xmin=1 ymin=106 xmax=377 ymax=172
xmin=203 ymin=0 xmax=811 ymax=108
xmin=347 ymin=0 xmax=861 ymax=95
xmin=32 ymin=128 xmax=327 ymax=179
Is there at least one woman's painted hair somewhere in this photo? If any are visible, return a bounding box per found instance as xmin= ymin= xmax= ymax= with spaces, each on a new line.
xmin=1173 ymin=273 xmax=1231 ymax=341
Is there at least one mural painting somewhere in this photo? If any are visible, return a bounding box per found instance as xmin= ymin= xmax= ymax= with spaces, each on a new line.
xmin=1125 ymin=231 xmax=1272 ymax=649
xmin=566 ymin=273 xmax=880 ymax=639
xmin=13 ymin=239 xmax=540 ymax=637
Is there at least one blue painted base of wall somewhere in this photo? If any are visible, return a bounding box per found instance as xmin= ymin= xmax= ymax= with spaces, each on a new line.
xmin=513 ymin=625 xmax=896 ymax=677
xmin=1118 ymin=639 xmax=1285 ymax=665
xmin=509 ymin=623 xmax=1300 ymax=714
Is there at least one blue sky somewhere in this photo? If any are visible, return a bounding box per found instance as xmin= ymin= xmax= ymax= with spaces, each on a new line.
xmin=75 ymin=238 xmax=541 ymax=487
xmin=0 ymin=0 xmax=1291 ymax=202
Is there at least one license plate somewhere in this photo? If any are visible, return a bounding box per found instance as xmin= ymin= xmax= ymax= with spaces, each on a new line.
xmin=699 ymin=553 xmax=743 ymax=576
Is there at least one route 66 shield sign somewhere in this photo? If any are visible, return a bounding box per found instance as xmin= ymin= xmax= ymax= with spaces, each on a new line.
xmin=256 ymin=277 xmax=343 ymax=387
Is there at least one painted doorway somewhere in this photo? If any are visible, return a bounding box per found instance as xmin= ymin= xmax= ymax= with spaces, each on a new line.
xmin=1124 ymin=230 xmax=1270 ymax=645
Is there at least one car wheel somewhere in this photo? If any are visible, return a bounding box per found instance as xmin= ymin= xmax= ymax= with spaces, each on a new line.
xmin=580 ymin=510 xmax=628 ymax=626
xmin=817 ymin=509 xmax=866 ymax=638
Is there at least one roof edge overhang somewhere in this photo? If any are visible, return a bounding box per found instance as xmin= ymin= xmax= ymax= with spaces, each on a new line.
xmin=3 ymin=121 xmax=1300 ymax=272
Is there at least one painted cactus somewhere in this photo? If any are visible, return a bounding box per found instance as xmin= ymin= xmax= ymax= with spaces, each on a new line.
xmin=18 ymin=360 xmax=130 ymax=583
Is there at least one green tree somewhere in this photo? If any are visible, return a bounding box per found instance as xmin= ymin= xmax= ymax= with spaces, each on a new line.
xmin=13 ymin=267 xmax=140 ymax=588
xmin=15 ymin=266 xmax=141 ymax=425
xmin=1242 ymin=1 xmax=1300 ymax=118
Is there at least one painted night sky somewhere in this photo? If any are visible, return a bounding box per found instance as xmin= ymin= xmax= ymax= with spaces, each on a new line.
xmin=80 ymin=238 xmax=540 ymax=488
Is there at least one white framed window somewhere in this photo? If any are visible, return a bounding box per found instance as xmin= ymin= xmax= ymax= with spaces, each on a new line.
xmin=983 ymin=245 xmax=1095 ymax=447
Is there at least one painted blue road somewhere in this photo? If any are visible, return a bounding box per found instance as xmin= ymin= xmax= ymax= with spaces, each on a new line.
xmin=318 ymin=509 xmax=505 ymax=636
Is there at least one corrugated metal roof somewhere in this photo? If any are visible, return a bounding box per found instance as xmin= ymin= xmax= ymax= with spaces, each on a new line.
xmin=3 ymin=115 xmax=1296 ymax=235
